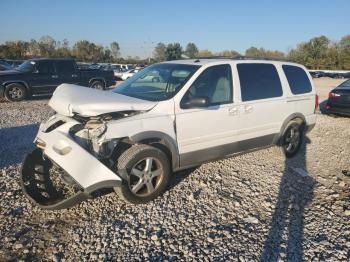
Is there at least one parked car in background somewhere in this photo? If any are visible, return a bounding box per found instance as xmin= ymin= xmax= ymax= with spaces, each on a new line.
xmin=113 ymin=68 xmax=126 ymax=80
xmin=310 ymin=71 xmax=325 ymax=78
xmin=326 ymin=79 xmax=350 ymax=116
xmin=121 ymin=68 xmax=140 ymax=80
xmin=0 ymin=58 xmax=115 ymax=101
xmin=20 ymin=58 xmax=317 ymax=209
xmin=342 ymin=72 xmax=350 ymax=79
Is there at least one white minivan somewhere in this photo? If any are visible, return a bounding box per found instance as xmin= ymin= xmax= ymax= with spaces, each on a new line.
xmin=21 ymin=58 xmax=318 ymax=209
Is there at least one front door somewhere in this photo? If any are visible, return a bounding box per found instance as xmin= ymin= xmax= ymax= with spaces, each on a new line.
xmin=175 ymin=64 xmax=240 ymax=167
xmin=29 ymin=60 xmax=57 ymax=95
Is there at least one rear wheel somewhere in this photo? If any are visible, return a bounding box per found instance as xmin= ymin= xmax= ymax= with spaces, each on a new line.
xmin=281 ymin=120 xmax=304 ymax=158
xmin=5 ymin=83 xmax=27 ymax=102
xmin=114 ymin=144 xmax=171 ymax=204
xmin=90 ymin=80 xmax=105 ymax=90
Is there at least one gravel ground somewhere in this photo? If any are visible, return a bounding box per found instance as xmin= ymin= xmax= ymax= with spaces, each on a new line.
xmin=0 ymin=78 xmax=349 ymax=261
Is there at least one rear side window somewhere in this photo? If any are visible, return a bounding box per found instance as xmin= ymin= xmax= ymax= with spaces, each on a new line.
xmin=283 ymin=65 xmax=312 ymax=94
xmin=55 ymin=61 xmax=75 ymax=74
xmin=237 ymin=63 xmax=283 ymax=101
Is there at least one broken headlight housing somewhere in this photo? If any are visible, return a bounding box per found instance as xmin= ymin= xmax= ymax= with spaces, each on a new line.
xmin=71 ymin=111 xmax=141 ymax=158
xmin=85 ymin=119 xmax=107 ymax=138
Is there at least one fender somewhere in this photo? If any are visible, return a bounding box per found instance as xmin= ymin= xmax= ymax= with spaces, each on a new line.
xmin=130 ymin=131 xmax=179 ymax=170
xmin=273 ymin=112 xmax=306 ymax=144
xmin=3 ymin=80 xmax=30 ymax=92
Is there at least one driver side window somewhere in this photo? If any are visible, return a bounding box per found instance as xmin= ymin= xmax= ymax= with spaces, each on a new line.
xmin=35 ymin=61 xmax=54 ymax=74
xmin=181 ymin=64 xmax=233 ymax=108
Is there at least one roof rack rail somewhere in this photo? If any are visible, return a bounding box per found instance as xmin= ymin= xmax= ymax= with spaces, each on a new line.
xmin=231 ymin=56 xmax=290 ymax=62
xmin=192 ymin=55 xmax=290 ymax=62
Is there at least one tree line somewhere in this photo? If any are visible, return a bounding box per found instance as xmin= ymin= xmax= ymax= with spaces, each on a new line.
xmin=0 ymin=36 xmax=145 ymax=64
xmin=154 ymin=35 xmax=350 ymax=70
xmin=1 ymin=35 xmax=350 ymax=69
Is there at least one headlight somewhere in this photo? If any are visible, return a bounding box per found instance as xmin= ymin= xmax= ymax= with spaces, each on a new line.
xmin=85 ymin=119 xmax=107 ymax=138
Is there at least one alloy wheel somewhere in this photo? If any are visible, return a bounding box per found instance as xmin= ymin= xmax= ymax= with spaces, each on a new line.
xmin=128 ymin=157 xmax=163 ymax=197
xmin=284 ymin=126 xmax=300 ymax=153
xmin=8 ymin=86 xmax=23 ymax=99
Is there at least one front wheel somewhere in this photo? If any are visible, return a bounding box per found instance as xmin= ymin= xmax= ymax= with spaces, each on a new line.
xmin=114 ymin=144 xmax=171 ymax=204
xmin=5 ymin=83 xmax=27 ymax=102
xmin=281 ymin=120 xmax=304 ymax=158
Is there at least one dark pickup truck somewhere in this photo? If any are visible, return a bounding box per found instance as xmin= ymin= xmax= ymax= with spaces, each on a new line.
xmin=0 ymin=58 xmax=115 ymax=101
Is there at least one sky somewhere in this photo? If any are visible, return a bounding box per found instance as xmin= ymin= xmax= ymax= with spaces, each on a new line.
xmin=1 ymin=0 xmax=350 ymax=58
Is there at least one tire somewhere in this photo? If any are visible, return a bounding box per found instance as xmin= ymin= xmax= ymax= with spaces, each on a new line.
xmin=90 ymin=80 xmax=105 ymax=90
xmin=281 ymin=120 xmax=304 ymax=158
xmin=4 ymin=83 xmax=27 ymax=102
xmin=114 ymin=144 xmax=171 ymax=204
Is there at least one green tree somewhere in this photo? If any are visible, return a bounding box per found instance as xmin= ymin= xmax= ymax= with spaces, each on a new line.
xmin=165 ymin=43 xmax=183 ymax=60
xmin=217 ymin=50 xmax=241 ymax=57
xmin=110 ymin=41 xmax=120 ymax=60
xmin=197 ymin=49 xmax=213 ymax=57
xmin=153 ymin=42 xmax=167 ymax=62
xmin=339 ymin=35 xmax=350 ymax=70
xmin=38 ymin=35 xmax=56 ymax=57
xmin=288 ymin=36 xmax=331 ymax=69
xmin=55 ymin=39 xmax=71 ymax=58
xmin=245 ymin=47 xmax=285 ymax=59
xmin=0 ymin=41 xmax=28 ymax=59
xmin=73 ymin=40 xmax=105 ymax=62
xmin=185 ymin=43 xmax=198 ymax=58
xmin=245 ymin=47 xmax=262 ymax=57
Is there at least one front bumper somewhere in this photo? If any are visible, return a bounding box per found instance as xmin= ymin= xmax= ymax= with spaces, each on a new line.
xmin=21 ymin=116 xmax=122 ymax=209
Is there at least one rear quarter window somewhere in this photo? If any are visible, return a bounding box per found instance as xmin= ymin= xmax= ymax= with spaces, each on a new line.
xmin=237 ymin=63 xmax=283 ymax=101
xmin=283 ymin=65 xmax=312 ymax=94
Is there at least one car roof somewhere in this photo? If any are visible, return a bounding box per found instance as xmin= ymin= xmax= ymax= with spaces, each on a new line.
xmin=162 ymin=57 xmax=304 ymax=67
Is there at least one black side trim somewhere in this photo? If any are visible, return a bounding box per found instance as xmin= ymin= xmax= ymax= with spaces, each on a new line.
xmin=179 ymin=133 xmax=277 ymax=168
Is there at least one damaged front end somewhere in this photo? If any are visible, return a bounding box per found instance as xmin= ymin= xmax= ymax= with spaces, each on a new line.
xmin=20 ymin=112 xmax=136 ymax=210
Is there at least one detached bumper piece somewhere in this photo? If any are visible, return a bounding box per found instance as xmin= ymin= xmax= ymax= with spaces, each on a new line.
xmin=21 ymin=149 xmax=89 ymax=210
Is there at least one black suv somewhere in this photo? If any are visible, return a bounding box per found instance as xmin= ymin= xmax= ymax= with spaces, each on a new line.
xmin=0 ymin=58 xmax=115 ymax=101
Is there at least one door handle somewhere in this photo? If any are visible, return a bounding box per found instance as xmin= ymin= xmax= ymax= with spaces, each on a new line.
xmin=244 ymin=105 xmax=253 ymax=113
xmin=228 ymin=107 xmax=239 ymax=116
xmin=72 ymin=74 xmax=78 ymax=78
xmin=51 ymin=75 xmax=58 ymax=79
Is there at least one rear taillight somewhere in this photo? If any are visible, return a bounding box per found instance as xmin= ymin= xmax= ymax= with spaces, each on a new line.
xmin=314 ymin=94 xmax=319 ymax=113
xmin=328 ymin=92 xmax=340 ymax=98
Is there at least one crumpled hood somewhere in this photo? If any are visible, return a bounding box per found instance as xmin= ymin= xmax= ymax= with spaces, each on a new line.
xmin=48 ymin=84 xmax=158 ymax=117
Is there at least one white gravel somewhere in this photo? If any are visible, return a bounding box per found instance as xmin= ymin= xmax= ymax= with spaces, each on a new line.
xmin=0 ymin=79 xmax=349 ymax=261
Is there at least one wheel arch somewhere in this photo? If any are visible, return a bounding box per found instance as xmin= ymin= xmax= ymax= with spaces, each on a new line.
xmin=129 ymin=131 xmax=179 ymax=171
xmin=274 ymin=113 xmax=306 ymax=145
xmin=89 ymin=78 xmax=106 ymax=87
xmin=4 ymin=80 xmax=30 ymax=92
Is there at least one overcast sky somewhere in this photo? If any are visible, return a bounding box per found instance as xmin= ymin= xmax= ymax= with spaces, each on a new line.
xmin=1 ymin=0 xmax=349 ymax=58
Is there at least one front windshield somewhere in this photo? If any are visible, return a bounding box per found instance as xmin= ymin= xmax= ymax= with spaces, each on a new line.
xmin=17 ymin=61 xmax=35 ymax=72
xmin=113 ymin=63 xmax=200 ymax=101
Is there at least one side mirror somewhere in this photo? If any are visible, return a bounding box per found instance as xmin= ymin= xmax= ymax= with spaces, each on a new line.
xmin=181 ymin=96 xmax=209 ymax=109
